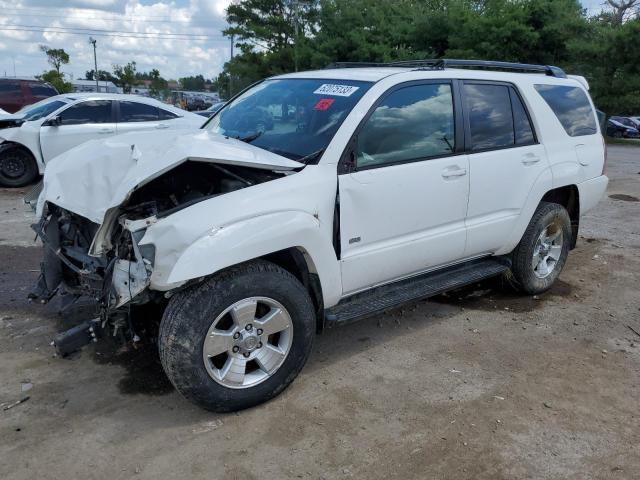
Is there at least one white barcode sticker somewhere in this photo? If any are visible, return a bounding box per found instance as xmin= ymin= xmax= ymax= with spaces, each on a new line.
xmin=313 ymin=84 xmax=360 ymax=97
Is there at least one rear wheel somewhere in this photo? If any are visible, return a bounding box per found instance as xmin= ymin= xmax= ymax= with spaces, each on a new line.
xmin=158 ymin=260 xmax=315 ymax=412
xmin=510 ymin=202 xmax=571 ymax=295
xmin=0 ymin=145 xmax=38 ymax=187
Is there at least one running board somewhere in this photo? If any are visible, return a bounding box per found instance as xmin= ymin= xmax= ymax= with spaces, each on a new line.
xmin=325 ymin=258 xmax=510 ymax=326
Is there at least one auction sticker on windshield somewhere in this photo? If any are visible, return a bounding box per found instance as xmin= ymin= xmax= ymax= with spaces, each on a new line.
xmin=313 ymin=84 xmax=360 ymax=97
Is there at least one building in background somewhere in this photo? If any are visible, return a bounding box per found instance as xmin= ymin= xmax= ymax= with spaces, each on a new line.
xmin=71 ymin=79 xmax=122 ymax=94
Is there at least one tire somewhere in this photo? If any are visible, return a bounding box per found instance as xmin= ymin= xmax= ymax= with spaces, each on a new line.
xmin=510 ymin=201 xmax=571 ymax=295
xmin=0 ymin=145 xmax=39 ymax=187
xmin=158 ymin=260 xmax=316 ymax=412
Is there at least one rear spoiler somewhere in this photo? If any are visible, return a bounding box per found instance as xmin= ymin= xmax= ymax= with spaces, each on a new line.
xmin=568 ymin=75 xmax=590 ymax=91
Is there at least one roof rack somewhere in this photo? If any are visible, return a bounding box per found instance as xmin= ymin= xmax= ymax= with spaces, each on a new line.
xmin=326 ymin=58 xmax=567 ymax=78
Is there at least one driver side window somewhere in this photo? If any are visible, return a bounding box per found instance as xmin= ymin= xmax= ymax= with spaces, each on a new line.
xmin=59 ymin=100 xmax=113 ymax=126
xmin=357 ymin=83 xmax=455 ymax=169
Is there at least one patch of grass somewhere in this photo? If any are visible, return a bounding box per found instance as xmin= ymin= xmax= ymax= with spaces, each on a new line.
xmin=605 ymin=137 xmax=640 ymax=146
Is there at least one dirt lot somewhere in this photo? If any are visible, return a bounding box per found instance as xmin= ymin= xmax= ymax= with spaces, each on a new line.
xmin=1 ymin=145 xmax=639 ymax=480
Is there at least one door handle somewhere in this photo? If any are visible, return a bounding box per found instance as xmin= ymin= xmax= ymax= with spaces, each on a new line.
xmin=441 ymin=167 xmax=467 ymax=178
xmin=155 ymin=124 xmax=170 ymax=129
xmin=98 ymin=128 xmax=115 ymax=134
xmin=521 ymin=153 xmax=541 ymax=165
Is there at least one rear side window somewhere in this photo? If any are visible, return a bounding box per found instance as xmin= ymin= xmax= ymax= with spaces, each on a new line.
xmin=534 ymin=84 xmax=597 ymax=136
xmin=29 ymin=84 xmax=57 ymax=97
xmin=59 ymin=100 xmax=113 ymax=125
xmin=357 ymin=83 xmax=455 ymax=168
xmin=0 ymin=81 xmax=21 ymax=95
xmin=510 ymin=88 xmax=535 ymax=145
xmin=120 ymin=101 xmax=159 ymax=122
xmin=464 ymin=84 xmax=514 ymax=150
xmin=159 ymin=108 xmax=179 ymax=120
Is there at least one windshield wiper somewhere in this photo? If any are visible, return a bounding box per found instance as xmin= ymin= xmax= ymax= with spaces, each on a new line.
xmin=296 ymin=149 xmax=325 ymax=165
xmin=237 ymin=131 xmax=263 ymax=143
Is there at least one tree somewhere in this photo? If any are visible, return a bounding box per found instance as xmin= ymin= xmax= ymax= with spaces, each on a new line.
xmin=149 ymin=69 xmax=168 ymax=97
xmin=39 ymin=45 xmax=69 ymax=75
xmin=85 ymin=69 xmax=118 ymax=83
xmin=112 ymin=61 xmax=138 ymax=93
xmin=179 ymin=75 xmax=206 ymax=91
xmin=39 ymin=70 xmax=73 ymax=93
xmin=605 ymin=0 xmax=639 ymax=25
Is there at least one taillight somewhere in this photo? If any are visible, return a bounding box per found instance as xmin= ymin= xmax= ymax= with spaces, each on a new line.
xmin=601 ymin=135 xmax=607 ymax=175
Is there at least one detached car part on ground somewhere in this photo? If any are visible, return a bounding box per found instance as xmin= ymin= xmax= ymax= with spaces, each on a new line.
xmin=31 ymin=61 xmax=608 ymax=412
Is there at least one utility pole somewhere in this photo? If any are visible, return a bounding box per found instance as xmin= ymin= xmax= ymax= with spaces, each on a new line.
xmin=293 ymin=0 xmax=299 ymax=72
xmin=89 ymin=37 xmax=98 ymax=92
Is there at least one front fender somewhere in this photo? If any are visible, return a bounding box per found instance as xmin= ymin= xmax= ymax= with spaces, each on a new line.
xmin=146 ymin=210 xmax=343 ymax=307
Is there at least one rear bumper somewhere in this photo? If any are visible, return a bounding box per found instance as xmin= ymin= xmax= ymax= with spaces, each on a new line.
xmin=577 ymin=175 xmax=608 ymax=215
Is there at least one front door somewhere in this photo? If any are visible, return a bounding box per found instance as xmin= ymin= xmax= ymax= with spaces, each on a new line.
xmin=338 ymin=82 xmax=469 ymax=295
xmin=40 ymin=100 xmax=116 ymax=163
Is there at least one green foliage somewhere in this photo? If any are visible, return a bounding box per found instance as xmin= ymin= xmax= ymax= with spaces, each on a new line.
xmin=39 ymin=70 xmax=73 ymax=93
xmin=85 ymin=69 xmax=118 ymax=83
xmin=179 ymin=75 xmax=207 ymax=91
xmin=39 ymin=46 xmax=70 ymax=75
xmin=149 ymin=69 xmax=169 ymax=97
xmin=218 ymin=0 xmax=639 ymax=115
xmin=112 ymin=61 xmax=138 ymax=93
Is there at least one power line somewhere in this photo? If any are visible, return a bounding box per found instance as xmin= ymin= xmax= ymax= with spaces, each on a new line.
xmin=0 ymin=11 xmax=216 ymax=24
xmin=1 ymin=24 xmax=223 ymax=38
xmin=0 ymin=27 xmax=223 ymax=41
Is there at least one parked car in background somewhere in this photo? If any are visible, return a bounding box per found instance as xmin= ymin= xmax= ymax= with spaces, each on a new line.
xmin=0 ymin=78 xmax=58 ymax=114
xmin=32 ymin=60 xmax=608 ymax=412
xmin=194 ymin=101 xmax=226 ymax=118
xmin=610 ymin=115 xmax=640 ymax=130
xmin=606 ymin=118 xmax=640 ymax=138
xmin=0 ymin=93 xmax=204 ymax=187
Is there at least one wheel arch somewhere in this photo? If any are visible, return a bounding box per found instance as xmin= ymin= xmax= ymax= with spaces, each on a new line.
xmin=541 ymin=184 xmax=580 ymax=249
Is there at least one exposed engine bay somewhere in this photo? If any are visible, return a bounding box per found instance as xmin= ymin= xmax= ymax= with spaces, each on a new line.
xmin=30 ymin=160 xmax=289 ymax=355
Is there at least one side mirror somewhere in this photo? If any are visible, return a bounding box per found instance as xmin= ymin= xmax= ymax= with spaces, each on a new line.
xmin=43 ymin=115 xmax=61 ymax=127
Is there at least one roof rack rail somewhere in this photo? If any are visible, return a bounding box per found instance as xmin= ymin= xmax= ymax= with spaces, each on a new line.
xmin=326 ymin=58 xmax=567 ymax=78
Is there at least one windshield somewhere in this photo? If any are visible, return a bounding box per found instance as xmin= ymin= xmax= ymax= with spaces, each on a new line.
xmin=18 ymin=98 xmax=67 ymax=121
xmin=206 ymin=78 xmax=372 ymax=161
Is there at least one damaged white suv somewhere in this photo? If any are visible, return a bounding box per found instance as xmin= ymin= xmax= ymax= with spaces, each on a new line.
xmin=32 ymin=60 xmax=608 ymax=412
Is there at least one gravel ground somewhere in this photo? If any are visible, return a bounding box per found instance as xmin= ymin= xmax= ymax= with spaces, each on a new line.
xmin=0 ymin=145 xmax=639 ymax=480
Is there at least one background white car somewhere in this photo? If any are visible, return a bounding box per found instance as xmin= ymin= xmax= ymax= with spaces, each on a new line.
xmin=0 ymin=93 xmax=204 ymax=187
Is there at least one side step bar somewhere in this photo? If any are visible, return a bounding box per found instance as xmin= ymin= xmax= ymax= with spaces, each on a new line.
xmin=324 ymin=257 xmax=510 ymax=326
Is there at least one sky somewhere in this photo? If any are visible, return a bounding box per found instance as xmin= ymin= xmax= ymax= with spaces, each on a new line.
xmin=0 ymin=0 xmax=608 ymax=82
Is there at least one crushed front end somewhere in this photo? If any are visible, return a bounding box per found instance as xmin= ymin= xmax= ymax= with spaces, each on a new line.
xmin=31 ymin=203 xmax=158 ymax=355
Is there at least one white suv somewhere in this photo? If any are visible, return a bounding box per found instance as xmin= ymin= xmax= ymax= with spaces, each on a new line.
xmin=32 ymin=60 xmax=608 ymax=411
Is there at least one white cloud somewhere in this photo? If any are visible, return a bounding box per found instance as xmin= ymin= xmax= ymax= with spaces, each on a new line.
xmin=0 ymin=0 xmax=231 ymax=81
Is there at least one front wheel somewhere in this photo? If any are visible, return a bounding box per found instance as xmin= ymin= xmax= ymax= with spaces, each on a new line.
xmin=0 ymin=145 xmax=39 ymax=187
xmin=510 ymin=202 xmax=571 ymax=295
xmin=158 ymin=260 xmax=316 ymax=412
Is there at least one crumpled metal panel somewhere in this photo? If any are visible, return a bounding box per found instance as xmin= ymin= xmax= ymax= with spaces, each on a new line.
xmin=36 ymin=129 xmax=302 ymax=224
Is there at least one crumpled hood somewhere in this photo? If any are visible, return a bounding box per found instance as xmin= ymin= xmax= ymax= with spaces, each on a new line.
xmin=37 ymin=129 xmax=302 ymax=224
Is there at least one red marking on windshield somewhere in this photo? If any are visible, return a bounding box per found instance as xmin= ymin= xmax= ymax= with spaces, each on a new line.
xmin=314 ymin=98 xmax=335 ymax=111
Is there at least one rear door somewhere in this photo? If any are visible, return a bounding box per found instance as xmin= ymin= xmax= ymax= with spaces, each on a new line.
xmin=40 ymin=100 xmax=116 ymax=162
xmin=115 ymin=100 xmax=165 ymax=134
xmin=461 ymin=81 xmax=548 ymax=257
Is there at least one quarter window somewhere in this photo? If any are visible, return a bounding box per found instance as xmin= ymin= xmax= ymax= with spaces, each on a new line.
xmin=159 ymin=108 xmax=179 ymax=120
xmin=59 ymin=100 xmax=112 ymax=125
xmin=464 ymin=84 xmax=514 ymax=150
xmin=357 ymin=83 xmax=455 ymax=169
xmin=119 ymin=101 xmax=159 ymax=122
xmin=510 ymin=88 xmax=535 ymax=145
xmin=534 ymin=84 xmax=597 ymax=137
